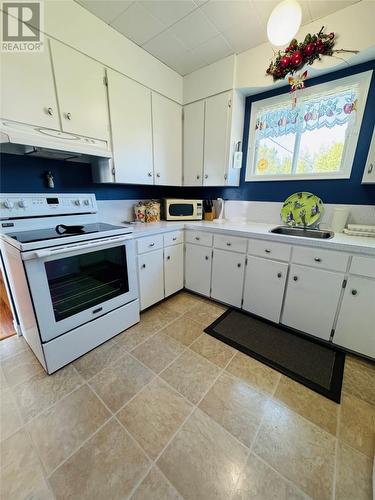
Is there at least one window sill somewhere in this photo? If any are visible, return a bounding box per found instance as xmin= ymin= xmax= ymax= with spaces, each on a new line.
xmin=245 ymin=172 xmax=352 ymax=182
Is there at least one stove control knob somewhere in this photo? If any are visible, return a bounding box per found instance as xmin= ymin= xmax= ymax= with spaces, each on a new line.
xmin=83 ymin=199 xmax=90 ymax=206
xmin=74 ymin=200 xmax=81 ymax=206
xmin=18 ymin=200 xmax=27 ymax=208
xmin=3 ymin=200 xmax=14 ymax=209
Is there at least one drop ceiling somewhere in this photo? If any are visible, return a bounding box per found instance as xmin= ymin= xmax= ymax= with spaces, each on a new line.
xmin=76 ymin=0 xmax=361 ymax=76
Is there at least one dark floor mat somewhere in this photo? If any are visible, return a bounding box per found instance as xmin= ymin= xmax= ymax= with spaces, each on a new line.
xmin=205 ymin=309 xmax=345 ymax=403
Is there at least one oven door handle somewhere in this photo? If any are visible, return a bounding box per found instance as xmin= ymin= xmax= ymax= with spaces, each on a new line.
xmin=22 ymin=234 xmax=133 ymax=261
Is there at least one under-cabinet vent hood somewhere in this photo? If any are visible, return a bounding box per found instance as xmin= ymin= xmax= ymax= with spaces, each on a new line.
xmin=0 ymin=120 xmax=112 ymax=162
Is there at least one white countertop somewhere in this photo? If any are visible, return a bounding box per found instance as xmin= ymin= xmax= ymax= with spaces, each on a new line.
xmin=126 ymin=220 xmax=375 ymax=256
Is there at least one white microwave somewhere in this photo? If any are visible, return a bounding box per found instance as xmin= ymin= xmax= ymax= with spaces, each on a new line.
xmin=163 ymin=199 xmax=203 ymax=220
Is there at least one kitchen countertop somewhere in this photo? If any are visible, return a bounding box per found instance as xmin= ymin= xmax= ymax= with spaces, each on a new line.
xmin=126 ymin=220 xmax=375 ymax=256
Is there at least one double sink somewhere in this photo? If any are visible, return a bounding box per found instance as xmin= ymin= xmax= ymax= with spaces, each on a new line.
xmin=270 ymin=226 xmax=334 ymax=239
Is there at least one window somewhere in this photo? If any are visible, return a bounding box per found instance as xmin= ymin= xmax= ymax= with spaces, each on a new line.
xmin=245 ymin=71 xmax=372 ymax=182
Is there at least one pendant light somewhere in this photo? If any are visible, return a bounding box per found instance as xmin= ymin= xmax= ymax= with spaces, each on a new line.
xmin=267 ymin=0 xmax=302 ymax=47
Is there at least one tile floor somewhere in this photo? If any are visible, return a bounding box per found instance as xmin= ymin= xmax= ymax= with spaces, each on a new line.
xmin=0 ymin=291 xmax=374 ymax=500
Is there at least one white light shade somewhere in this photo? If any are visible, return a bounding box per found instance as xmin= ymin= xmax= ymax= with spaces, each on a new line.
xmin=267 ymin=0 xmax=302 ymax=47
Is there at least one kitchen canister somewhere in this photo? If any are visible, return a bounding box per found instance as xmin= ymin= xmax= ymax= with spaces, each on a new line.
xmin=145 ymin=200 xmax=160 ymax=223
xmin=134 ymin=202 xmax=147 ymax=223
xmin=331 ymin=207 xmax=350 ymax=233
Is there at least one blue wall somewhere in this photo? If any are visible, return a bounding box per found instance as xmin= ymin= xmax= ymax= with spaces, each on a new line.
xmin=1 ymin=60 xmax=375 ymax=204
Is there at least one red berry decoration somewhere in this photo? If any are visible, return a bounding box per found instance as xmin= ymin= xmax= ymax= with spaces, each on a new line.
xmin=291 ymin=50 xmax=303 ymax=67
xmin=304 ymin=43 xmax=315 ymax=57
xmin=280 ymin=55 xmax=291 ymax=68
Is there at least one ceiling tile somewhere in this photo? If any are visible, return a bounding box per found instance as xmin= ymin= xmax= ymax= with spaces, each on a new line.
xmin=143 ymin=31 xmax=189 ymax=71
xmin=76 ymin=0 xmax=133 ymax=24
xmin=111 ymin=2 xmax=166 ymax=45
xmin=197 ymin=34 xmax=233 ymax=64
xmin=139 ymin=1 xmax=198 ymax=27
xmin=307 ymin=0 xmax=359 ymax=21
xmin=168 ymin=9 xmax=219 ymax=49
xmin=175 ymin=49 xmax=208 ymax=75
xmin=223 ymin=20 xmax=267 ymax=54
xmin=202 ymin=0 xmax=253 ymax=32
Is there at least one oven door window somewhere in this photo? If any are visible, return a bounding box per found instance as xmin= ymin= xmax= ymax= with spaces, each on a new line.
xmin=44 ymin=246 xmax=129 ymax=322
xmin=169 ymin=204 xmax=194 ymax=217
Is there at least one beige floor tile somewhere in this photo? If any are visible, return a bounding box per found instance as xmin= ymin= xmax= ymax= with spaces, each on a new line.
xmin=158 ymin=408 xmax=248 ymax=500
xmin=0 ymin=428 xmax=52 ymax=500
xmin=118 ymin=378 xmax=192 ymax=459
xmin=190 ymin=333 xmax=235 ymax=368
xmin=73 ymin=339 xmax=127 ymax=380
xmin=132 ymin=332 xmax=184 ymax=374
xmin=274 ymin=376 xmax=338 ymax=435
xmin=164 ymin=292 xmax=203 ymax=315
xmin=253 ymin=400 xmax=336 ymax=500
xmin=0 ymin=334 xmax=28 ymax=361
xmin=131 ymin=466 xmax=183 ymax=500
xmin=339 ymin=393 xmax=375 ymax=457
xmin=27 ymin=384 xmax=110 ymax=474
xmin=89 ymin=353 xmax=154 ymax=412
xmin=2 ymin=347 xmax=45 ymax=387
xmin=0 ymin=386 xmax=22 ymax=442
xmin=184 ymin=301 xmax=226 ymax=327
xmin=233 ymin=453 xmax=308 ymax=500
xmin=160 ymin=349 xmax=220 ymax=405
xmin=14 ymin=364 xmax=83 ymax=423
xmin=161 ymin=316 xmax=203 ymax=347
xmin=49 ymin=418 xmax=150 ymax=500
xmin=114 ymin=322 xmax=159 ymax=351
xmin=335 ymin=442 xmax=373 ymax=500
xmin=343 ymin=355 xmax=375 ymax=407
xmin=199 ymin=373 xmax=268 ymax=448
xmin=226 ymin=352 xmax=280 ymax=395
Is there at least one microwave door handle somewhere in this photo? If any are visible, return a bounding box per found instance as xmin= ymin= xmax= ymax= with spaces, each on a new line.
xmin=22 ymin=235 xmax=132 ymax=261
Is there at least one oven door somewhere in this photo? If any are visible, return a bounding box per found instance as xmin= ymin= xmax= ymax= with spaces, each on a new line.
xmin=22 ymin=235 xmax=138 ymax=342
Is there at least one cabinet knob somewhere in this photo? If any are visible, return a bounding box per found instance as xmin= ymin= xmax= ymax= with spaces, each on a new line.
xmin=156 ymin=173 xmax=161 ymax=178
xmin=172 ymin=237 xmax=177 ymax=241
xmin=149 ymin=242 xmax=155 ymax=247
xmin=314 ymin=257 xmax=321 ymax=262
xmin=205 ymin=256 xmax=209 ymax=260
xmin=195 ymin=236 xmax=200 ymax=241
xmin=351 ymin=289 xmax=358 ymax=296
xmin=204 ymin=174 xmax=208 ymax=179
xmin=196 ymin=175 xmax=200 ymax=180
xmin=148 ymin=172 xmax=153 ymax=177
xmin=166 ymin=255 xmax=171 ymax=260
xmin=277 ymin=272 xmax=282 ymax=278
xmin=66 ymin=112 xmax=72 ymax=120
xmin=265 ymin=249 xmax=271 ymax=254
xmin=368 ymin=163 xmax=373 ymax=174
xmin=237 ymin=263 xmax=241 ymax=268
xmin=293 ymin=276 xmax=298 ymax=281
xmin=47 ymin=107 xmax=53 ymax=116
xmin=226 ymin=242 xmax=232 ymax=246
xmin=141 ymin=264 xmax=146 ymax=269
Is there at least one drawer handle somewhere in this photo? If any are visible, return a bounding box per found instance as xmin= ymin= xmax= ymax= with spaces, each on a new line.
xmin=265 ymin=249 xmax=271 ymax=254
xmin=141 ymin=264 xmax=146 ymax=269
xmin=166 ymin=255 xmax=171 ymax=260
xmin=205 ymin=256 xmax=209 ymax=260
xmin=237 ymin=263 xmax=241 ymax=268
xmin=351 ymin=289 xmax=358 ymax=296
xmin=195 ymin=236 xmax=200 ymax=241
xmin=92 ymin=307 xmax=103 ymax=314
xmin=226 ymin=242 xmax=232 ymax=246
xmin=172 ymin=237 xmax=177 ymax=241
xmin=149 ymin=243 xmax=155 ymax=247
xmin=277 ymin=272 xmax=282 ymax=278
xmin=368 ymin=163 xmax=373 ymax=174
xmin=314 ymin=257 xmax=321 ymax=262
xmin=293 ymin=276 xmax=298 ymax=281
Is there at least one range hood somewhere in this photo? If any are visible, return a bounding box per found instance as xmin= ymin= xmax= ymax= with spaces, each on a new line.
xmin=0 ymin=120 xmax=112 ymax=162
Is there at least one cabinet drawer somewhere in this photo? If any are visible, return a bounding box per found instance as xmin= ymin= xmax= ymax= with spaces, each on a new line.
xmin=164 ymin=230 xmax=184 ymax=247
xmin=185 ymin=230 xmax=213 ymax=247
xmin=248 ymin=239 xmax=291 ymax=262
xmin=292 ymin=246 xmax=349 ymax=272
xmin=137 ymin=234 xmax=163 ymax=254
xmin=350 ymin=255 xmax=375 ymax=278
xmin=214 ymin=234 xmax=247 ymax=253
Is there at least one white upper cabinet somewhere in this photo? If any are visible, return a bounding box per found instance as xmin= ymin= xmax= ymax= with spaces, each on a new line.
xmin=362 ymin=126 xmax=375 ymax=183
xmin=183 ymin=101 xmax=205 ymax=186
xmin=50 ymin=40 xmax=109 ymax=140
xmin=107 ymin=70 xmax=153 ymax=185
xmin=152 ymin=93 xmax=182 ymax=186
xmin=0 ymin=44 xmax=60 ymax=129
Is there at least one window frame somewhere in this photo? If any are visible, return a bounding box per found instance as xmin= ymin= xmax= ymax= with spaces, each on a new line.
xmin=245 ymin=71 xmax=373 ymax=182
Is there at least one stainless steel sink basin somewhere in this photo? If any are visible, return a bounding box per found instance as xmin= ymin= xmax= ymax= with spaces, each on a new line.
xmin=270 ymin=226 xmax=334 ymax=239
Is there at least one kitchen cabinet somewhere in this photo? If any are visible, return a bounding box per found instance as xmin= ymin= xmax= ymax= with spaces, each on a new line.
xmin=243 ymin=256 xmax=288 ymax=323
xmin=281 ymin=264 xmax=343 ymax=341
xmin=333 ymin=276 xmax=375 ymax=357
xmin=164 ymin=244 xmax=184 ymax=297
xmin=211 ymin=249 xmax=246 ymax=307
xmin=138 ymin=249 xmax=164 ymax=310
xmin=152 ymin=93 xmax=182 ymax=186
xmin=0 ymin=43 xmax=60 ymax=129
xmin=183 ymin=101 xmax=205 ymax=186
xmin=362 ymin=126 xmax=375 ymax=183
xmin=106 ymin=70 xmax=153 ymax=184
xmin=50 ymin=40 xmax=109 ymax=140
xmin=185 ymin=243 xmax=212 ymax=297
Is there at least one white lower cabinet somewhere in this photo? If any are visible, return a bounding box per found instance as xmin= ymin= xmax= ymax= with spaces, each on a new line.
xmin=243 ymin=256 xmax=288 ymax=323
xmin=211 ymin=249 xmax=246 ymax=307
xmin=333 ymin=276 xmax=375 ymax=357
xmin=281 ymin=264 xmax=344 ymax=341
xmin=164 ymin=244 xmax=184 ymax=297
xmin=185 ymin=243 xmax=212 ymax=297
xmin=138 ymin=249 xmax=164 ymax=310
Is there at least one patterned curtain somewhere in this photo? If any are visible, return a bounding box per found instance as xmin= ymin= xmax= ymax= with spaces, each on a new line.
xmin=255 ymin=87 xmax=358 ymax=139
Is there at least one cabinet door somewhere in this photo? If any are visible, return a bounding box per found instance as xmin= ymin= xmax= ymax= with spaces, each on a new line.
xmin=138 ymin=249 xmax=164 ymax=310
xmin=333 ymin=276 xmax=375 ymax=357
xmin=211 ymin=249 xmax=246 ymax=307
xmin=183 ymin=101 xmax=204 ymax=186
xmin=0 ymin=44 xmax=60 ymax=129
xmin=185 ymin=244 xmax=212 ymax=297
xmin=107 ymin=70 xmax=153 ymax=184
xmin=281 ymin=264 xmax=343 ymax=340
xmin=362 ymin=126 xmax=375 ymax=184
xmin=152 ymin=93 xmax=182 ymax=186
xmin=50 ymin=40 xmax=109 ymax=140
xmin=243 ymin=256 xmax=288 ymax=323
xmin=203 ymin=92 xmax=231 ymax=186
xmin=164 ymin=244 xmax=184 ymax=297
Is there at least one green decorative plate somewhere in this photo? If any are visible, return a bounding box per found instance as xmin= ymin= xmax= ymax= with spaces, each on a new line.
xmin=281 ymin=192 xmax=324 ymax=227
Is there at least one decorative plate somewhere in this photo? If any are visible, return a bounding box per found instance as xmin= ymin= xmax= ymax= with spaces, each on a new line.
xmin=281 ymin=192 xmax=324 ymax=227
